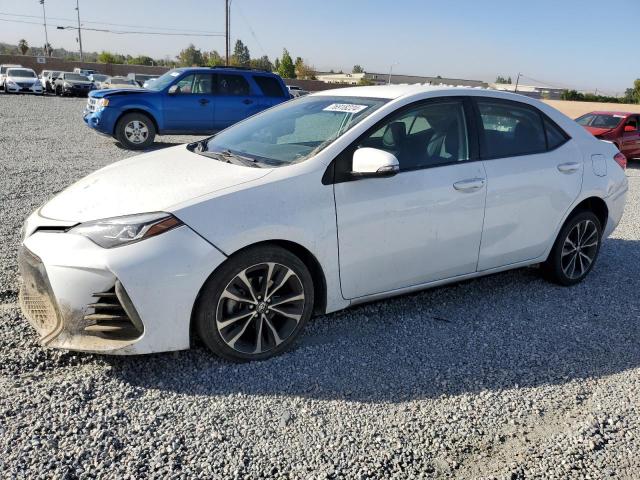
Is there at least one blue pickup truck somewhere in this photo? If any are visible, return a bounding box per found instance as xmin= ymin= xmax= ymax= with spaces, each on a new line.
xmin=83 ymin=66 xmax=291 ymax=150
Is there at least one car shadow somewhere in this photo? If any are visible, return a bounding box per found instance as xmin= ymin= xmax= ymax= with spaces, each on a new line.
xmin=105 ymin=237 xmax=640 ymax=403
xmin=114 ymin=141 xmax=185 ymax=152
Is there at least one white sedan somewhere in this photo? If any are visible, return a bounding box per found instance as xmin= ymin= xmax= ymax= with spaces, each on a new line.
xmin=19 ymin=85 xmax=628 ymax=361
xmin=3 ymin=67 xmax=44 ymax=95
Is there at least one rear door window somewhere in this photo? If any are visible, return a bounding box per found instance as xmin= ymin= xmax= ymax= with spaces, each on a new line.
xmin=218 ymin=74 xmax=250 ymax=96
xmin=253 ymin=76 xmax=285 ymax=97
xmin=477 ymin=100 xmax=546 ymax=158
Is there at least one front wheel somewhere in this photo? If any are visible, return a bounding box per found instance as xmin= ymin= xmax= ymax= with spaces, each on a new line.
xmin=195 ymin=245 xmax=314 ymax=362
xmin=542 ymin=211 xmax=602 ymax=286
xmin=115 ymin=112 xmax=156 ymax=150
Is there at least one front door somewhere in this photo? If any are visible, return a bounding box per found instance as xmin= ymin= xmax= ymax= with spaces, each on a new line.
xmin=621 ymin=115 xmax=640 ymax=159
xmin=474 ymin=98 xmax=584 ymax=271
xmin=334 ymin=98 xmax=487 ymax=299
xmin=163 ymin=73 xmax=215 ymax=132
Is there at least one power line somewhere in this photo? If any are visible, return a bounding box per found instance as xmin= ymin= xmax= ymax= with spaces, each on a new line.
xmin=0 ymin=16 xmax=224 ymax=37
xmin=0 ymin=12 xmax=224 ymax=35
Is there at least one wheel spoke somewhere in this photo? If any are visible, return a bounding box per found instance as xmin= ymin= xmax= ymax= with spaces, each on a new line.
xmin=269 ymin=307 xmax=302 ymax=322
xmin=220 ymin=289 xmax=255 ymax=304
xmin=579 ymin=251 xmax=593 ymax=267
xmin=262 ymin=262 xmax=275 ymax=298
xmin=264 ymin=315 xmax=284 ymax=346
xmin=227 ymin=315 xmax=255 ymax=349
xmin=266 ymin=270 xmax=294 ymax=300
xmin=217 ymin=310 xmax=254 ymax=329
xmin=253 ymin=314 xmax=264 ymax=354
xmin=237 ymin=270 xmax=258 ymax=302
xmin=270 ymin=293 xmax=305 ymax=307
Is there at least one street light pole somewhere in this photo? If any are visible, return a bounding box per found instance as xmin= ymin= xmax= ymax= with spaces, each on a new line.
xmin=225 ymin=0 xmax=230 ymax=65
xmin=387 ymin=62 xmax=398 ymax=85
xmin=75 ymin=0 xmax=83 ymax=61
xmin=514 ymin=72 xmax=521 ymax=93
xmin=39 ymin=0 xmax=50 ymax=55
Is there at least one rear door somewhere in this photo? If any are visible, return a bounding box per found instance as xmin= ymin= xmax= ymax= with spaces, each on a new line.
xmin=621 ymin=115 xmax=640 ymax=159
xmin=252 ymin=75 xmax=289 ymax=108
xmin=213 ymin=73 xmax=261 ymax=129
xmin=474 ymin=98 xmax=583 ymax=271
xmin=162 ymin=73 xmax=215 ymax=133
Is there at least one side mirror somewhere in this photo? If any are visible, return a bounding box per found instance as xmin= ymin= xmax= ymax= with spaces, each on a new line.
xmin=168 ymin=85 xmax=179 ymax=95
xmin=624 ymin=125 xmax=636 ymax=133
xmin=351 ymin=147 xmax=400 ymax=178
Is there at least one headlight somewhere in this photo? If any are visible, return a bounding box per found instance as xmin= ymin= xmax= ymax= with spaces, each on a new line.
xmin=68 ymin=212 xmax=183 ymax=248
xmin=96 ymin=98 xmax=109 ymax=109
xmin=64 ymin=82 xmax=71 ymax=88
xmin=7 ymin=80 xmax=16 ymax=86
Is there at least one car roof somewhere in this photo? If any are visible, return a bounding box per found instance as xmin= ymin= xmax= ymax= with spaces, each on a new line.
xmin=586 ymin=111 xmax=636 ymax=117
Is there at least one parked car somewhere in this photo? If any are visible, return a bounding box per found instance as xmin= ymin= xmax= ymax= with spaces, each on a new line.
xmin=88 ymin=73 xmax=109 ymax=89
xmin=287 ymin=85 xmax=309 ymax=97
xmin=3 ymin=68 xmax=44 ymax=95
xmin=21 ymin=86 xmax=628 ymax=361
xmin=100 ymin=76 xmax=141 ymax=89
xmin=142 ymin=78 xmax=158 ymax=89
xmin=54 ymin=72 xmax=94 ymax=97
xmin=127 ymin=73 xmax=159 ymax=87
xmin=576 ymin=111 xmax=639 ymax=162
xmin=74 ymin=68 xmax=97 ymax=76
xmin=0 ymin=64 xmax=22 ymax=91
xmin=42 ymin=71 xmax=62 ymax=93
xmin=83 ymin=66 xmax=290 ymax=149
xmin=39 ymin=70 xmax=51 ymax=88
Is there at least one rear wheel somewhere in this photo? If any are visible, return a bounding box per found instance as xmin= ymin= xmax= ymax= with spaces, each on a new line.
xmin=115 ymin=112 xmax=156 ymax=150
xmin=195 ymin=245 xmax=314 ymax=362
xmin=542 ymin=211 xmax=602 ymax=286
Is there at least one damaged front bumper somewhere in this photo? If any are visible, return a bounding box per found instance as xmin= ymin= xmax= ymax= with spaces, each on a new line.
xmin=18 ymin=214 xmax=227 ymax=355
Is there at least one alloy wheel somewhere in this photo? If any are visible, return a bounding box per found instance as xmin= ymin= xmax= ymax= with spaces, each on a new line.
xmin=216 ymin=262 xmax=305 ymax=355
xmin=561 ymin=219 xmax=599 ymax=280
xmin=124 ymin=120 xmax=149 ymax=144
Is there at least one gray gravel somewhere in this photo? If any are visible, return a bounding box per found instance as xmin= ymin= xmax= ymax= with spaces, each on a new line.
xmin=1 ymin=94 xmax=640 ymax=479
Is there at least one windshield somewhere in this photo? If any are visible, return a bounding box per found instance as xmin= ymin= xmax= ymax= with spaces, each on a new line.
xmin=8 ymin=69 xmax=35 ymax=78
xmin=92 ymin=74 xmax=108 ymax=81
xmin=65 ymin=73 xmax=89 ymax=81
xmin=576 ymin=114 xmax=623 ymax=129
xmin=204 ymin=95 xmax=388 ymax=165
xmin=146 ymin=69 xmax=182 ymax=91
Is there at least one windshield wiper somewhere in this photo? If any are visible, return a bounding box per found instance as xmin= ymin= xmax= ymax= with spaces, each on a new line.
xmin=218 ymin=149 xmax=261 ymax=168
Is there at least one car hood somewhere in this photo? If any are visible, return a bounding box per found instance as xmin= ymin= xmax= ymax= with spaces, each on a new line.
xmin=8 ymin=76 xmax=38 ymax=83
xmin=39 ymin=145 xmax=272 ymax=222
xmin=583 ymin=126 xmax=614 ymax=137
xmin=90 ymin=88 xmax=149 ymax=98
xmin=64 ymin=80 xmax=93 ymax=85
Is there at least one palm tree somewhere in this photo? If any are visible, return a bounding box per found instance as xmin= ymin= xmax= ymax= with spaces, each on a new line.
xmin=18 ymin=39 xmax=29 ymax=55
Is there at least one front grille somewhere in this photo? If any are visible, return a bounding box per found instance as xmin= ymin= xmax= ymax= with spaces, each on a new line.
xmin=18 ymin=247 xmax=61 ymax=338
xmin=17 ymin=82 xmax=33 ymax=88
xmin=83 ymin=284 xmax=143 ymax=340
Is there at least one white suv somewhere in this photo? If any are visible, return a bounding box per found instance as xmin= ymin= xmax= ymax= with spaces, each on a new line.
xmin=19 ymin=86 xmax=628 ymax=361
xmin=3 ymin=67 xmax=43 ymax=95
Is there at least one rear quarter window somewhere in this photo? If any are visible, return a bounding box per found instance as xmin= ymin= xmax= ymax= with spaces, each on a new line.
xmin=253 ymin=76 xmax=286 ymax=97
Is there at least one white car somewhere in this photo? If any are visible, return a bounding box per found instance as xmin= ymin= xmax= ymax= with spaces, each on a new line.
xmin=19 ymin=85 xmax=628 ymax=361
xmin=3 ymin=67 xmax=44 ymax=94
xmin=88 ymin=73 xmax=109 ymax=89
xmin=0 ymin=63 xmax=22 ymax=90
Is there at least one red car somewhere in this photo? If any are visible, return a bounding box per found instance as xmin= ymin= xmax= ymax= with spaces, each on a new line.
xmin=576 ymin=111 xmax=640 ymax=162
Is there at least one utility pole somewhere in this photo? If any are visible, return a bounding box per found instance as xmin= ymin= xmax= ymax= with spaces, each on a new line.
xmin=225 ymin=0 xmax=230 ymax=66
xmin=75 ymin=0 xmax=83 ymax=61
xmin=514 ymin=72 xmax=521 ymax=93
xmin=39 ymin=0 xmax=50 ymax=55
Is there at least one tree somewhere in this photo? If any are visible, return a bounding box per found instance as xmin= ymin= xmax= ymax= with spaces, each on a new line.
xmin=97 ymin=51 xmax=118 ymax=64
xmin=250 ymin=55 xmax=273 ymax=71
xmin=495 ymin=75 xmax=512 ymax=84
xmin=295 ymin=58 xmax=315 ymax=80
xmin=17 ymin=39 xmax=29 ymax=55
xmin=177 ymin=44 xmax=203 ymax=66
xmin=129 ymin=55 xmax=154 ymax=66
xmin=231 ymin=39 xmax=250 ymax=67
xmin=277 ymin=49 xmax=295 ymax=78
xmin=204 ymin=50 xmax=225 ymax=67
xmin=274 ymin=57 xmax=281 ymax=72
xmin=625 ymin=79 xmax=640 ymax=104
xmin=358 ymin=78 xmax=375 ymax=86
xmin=352 ymin=65 xmax=364 ymax=73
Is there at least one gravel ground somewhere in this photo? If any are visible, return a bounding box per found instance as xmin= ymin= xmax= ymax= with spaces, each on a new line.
xmin=1 ymin=94 xmax=639 ymax=479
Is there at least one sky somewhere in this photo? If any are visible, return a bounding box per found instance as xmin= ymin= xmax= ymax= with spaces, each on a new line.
xmin=0 ymin=0 xmax=637 ymax=95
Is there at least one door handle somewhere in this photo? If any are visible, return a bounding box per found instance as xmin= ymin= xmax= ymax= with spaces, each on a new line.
xmin=199 ymin=98 xmax=210 ymax=105
xmin=453 ymin=178 xmax=485 ymax=192
xmin=243 ymin=99 xmax=254 ymax=105
xmin=557 ymin=162 xmax=581 ymax=174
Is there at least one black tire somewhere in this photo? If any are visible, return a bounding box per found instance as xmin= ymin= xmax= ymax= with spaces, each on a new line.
xmin=542 ymin=211 xmax=602 ymax=286
xmin=195 ymin=245 xmax=314 ymax=362
xmin=115 ymin=112 xmax=156 ymax=150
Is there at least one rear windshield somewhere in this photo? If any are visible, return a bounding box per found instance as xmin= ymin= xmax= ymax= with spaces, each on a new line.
xmin=65 ymin=73 xmax=89 ymax=81
xmin=576 ymin=114 xmax=623 ymax=129
xmin=7 ymin=69 xmax=36 ymax=78
xmin=253 ymin=75 xmax=286 ymax=97
xmin=111 ymin=78 xmax=137 ymax=85
xmin=92 ymin=74 xmax=109 ymax=81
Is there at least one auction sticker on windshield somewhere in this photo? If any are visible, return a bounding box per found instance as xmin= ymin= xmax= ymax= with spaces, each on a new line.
xmin=323 ymin=103 xmax=368 ymax=114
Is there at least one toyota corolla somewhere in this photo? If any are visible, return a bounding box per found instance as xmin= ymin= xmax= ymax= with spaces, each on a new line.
xmin=19 ymin=85 xmax=628 ymax=361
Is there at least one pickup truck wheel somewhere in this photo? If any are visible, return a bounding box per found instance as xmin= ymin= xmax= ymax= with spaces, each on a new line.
xmin=115 ymin=113 xmax=156 ymax=150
